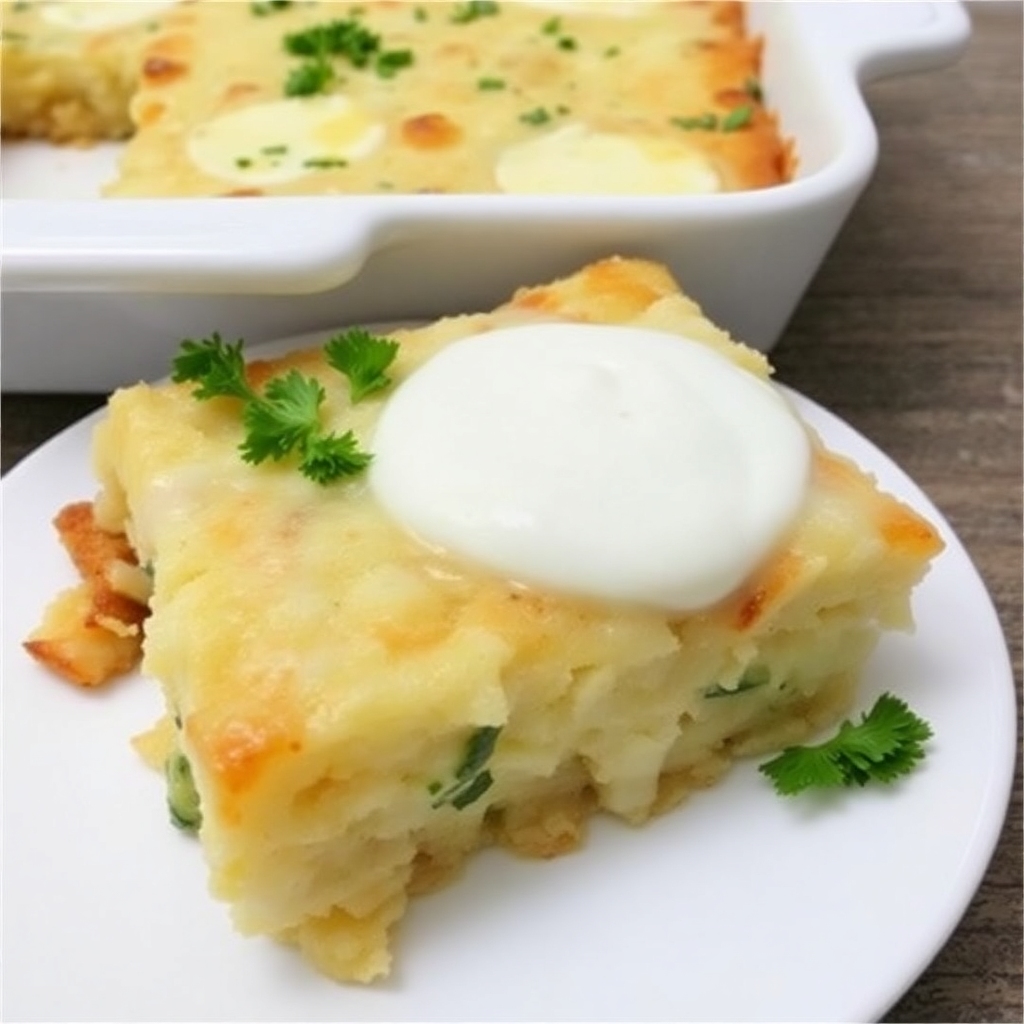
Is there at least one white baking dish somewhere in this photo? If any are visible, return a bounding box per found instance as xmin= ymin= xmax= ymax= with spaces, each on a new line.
xmin=0 ymin=1 xmax=969 ymax=392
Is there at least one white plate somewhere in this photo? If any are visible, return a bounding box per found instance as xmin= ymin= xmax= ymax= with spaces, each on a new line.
xmin=2 ymin=349 xmax=1015 ymax=1024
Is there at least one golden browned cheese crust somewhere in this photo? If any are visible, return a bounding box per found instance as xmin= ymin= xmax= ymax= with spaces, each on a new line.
xmin=103 ymin=0 xmax=794 ymax=196
xmin=24 ymin=255 xmax=940 ymax=984
xmin=24 ymin=502 xmax=149 ymax=686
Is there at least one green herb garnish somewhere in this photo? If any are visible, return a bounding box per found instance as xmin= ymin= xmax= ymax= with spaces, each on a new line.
xmin=166 ymin=752 xmax=202 ymax=832
xmin=235 ymin=157 xmax=253 ymax=169
xmin=705 ymin=665 xmax=770 ymax=699
xmin=671 ymin=106 xmax=754 ymax=133
xmin=759 ymin=693 xmax=933 ymax=796
xmin=172 ymin=333 xmax=375 ymax=485
xmin=324 ymin=328 xmax=400 ymax=403
xmin=285 ymin=58 xmax=334 ymax=97
xmin=375 ymin=48 xmax=414 ymax=78
xmin=519 ymin=106 xmax=552 ymax=126
xmin=251 ymin=0 xmax=292 ymax=14
xmin=303 ymin=157 xmax=349 ymax=169
xmin=451 ymin=0 xmax=500 ymax=23
xmin=284 ymin=19 xmax=380 ymax=65
xmin=743 ymin=77 xmax=764 ymax=102
xmin=722 ymin=104 xmax=754 ymax=132
xmin=539 ymin=18 xmax=575 ymax=51
xmin=477 ymin=76 xmax=506 ymax=91
xmin=172 ymin=333 xmax=250 ymax=400
xmin=281 ymin=18 xmax=411 ymax=94
xmin=429 ymin=726 xmax=502 ymax=810
xmin=671 ymin=112 xmax=718 ymax=131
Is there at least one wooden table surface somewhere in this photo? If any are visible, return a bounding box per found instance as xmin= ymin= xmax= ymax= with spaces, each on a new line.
xmin=3 ymin=4 xmax=1021 ymax=1021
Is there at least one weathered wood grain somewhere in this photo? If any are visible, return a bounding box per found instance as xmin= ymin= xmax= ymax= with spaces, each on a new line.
xmin=770 ymin=5 xmax=1022 ymax=1020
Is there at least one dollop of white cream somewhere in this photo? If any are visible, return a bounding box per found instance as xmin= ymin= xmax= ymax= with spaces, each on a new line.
xmin=41 ymin=1 xmax=178 ymax=31
xmin=187 ymin=95 xmax=385 ymax=187
xmin=370 ymin=324 xmax=810 ymax=611
xmin=496 ymin=123 xmax=721 ymax=195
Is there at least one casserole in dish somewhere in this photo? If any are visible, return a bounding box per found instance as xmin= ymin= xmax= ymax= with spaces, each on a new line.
xmin=1 ymin=1 xmax=970 ymax=391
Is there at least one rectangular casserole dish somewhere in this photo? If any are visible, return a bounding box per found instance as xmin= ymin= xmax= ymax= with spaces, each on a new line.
xmin=0 ymin=1 xmax=970 ymax=392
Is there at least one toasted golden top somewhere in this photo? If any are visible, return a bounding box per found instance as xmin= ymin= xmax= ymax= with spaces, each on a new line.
xmin=89 ymin=257 xmax=940 ymax=821
xmin=106 ymin=0 xmax=794 ymax=196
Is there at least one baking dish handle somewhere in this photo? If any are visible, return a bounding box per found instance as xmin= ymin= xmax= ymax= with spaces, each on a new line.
xmin=799 ymin=1 xmax=971 ymax=84
xmin=1 ymin=197 xmax=376 ymax=293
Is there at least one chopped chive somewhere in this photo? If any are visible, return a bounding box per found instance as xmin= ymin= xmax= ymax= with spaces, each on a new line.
xmin=671 ymin=111 xmax=718 ymax=131
xmin=376 ymin=48 xmax=413 ymax=77
xmin=451 ymin=0 xmax=499 ymax=24
xmin=303 ymin=157 xmax=349 ymax=169
xmin=251 ymin=0 xmax=292 ymax=14
xmin=519 ymin=106 xmax=551 ymax=126
xmin=722 ymin=104 xmax=754 ymax=131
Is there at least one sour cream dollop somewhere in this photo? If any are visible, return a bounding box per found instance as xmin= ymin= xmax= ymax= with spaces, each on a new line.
xmin=41 ymin=1 xmax=178 ymax=31
xmin=370 ymin=324 xmax=810 ymax=611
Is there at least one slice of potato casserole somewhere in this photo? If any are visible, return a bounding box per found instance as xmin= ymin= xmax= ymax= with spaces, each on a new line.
xmin=0 ymin=0 xmax=180 ymax=142
xmin=25 ymin=257 xmax=943 ymax=983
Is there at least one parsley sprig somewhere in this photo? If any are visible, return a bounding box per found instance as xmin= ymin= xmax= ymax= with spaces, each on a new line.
xmin=285 ymin=18 xmax=380 ymax=64
xmin=324 ymin=328 xmax=400 ymax=403
xmin=759 ymin=693 xmax=933 ymax=795
xmin=171 ymin=332 xmax=386 ymax=485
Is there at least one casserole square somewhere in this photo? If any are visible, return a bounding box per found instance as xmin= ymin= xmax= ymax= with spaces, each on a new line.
xmin=26 ymin=256 xmax=943 ymax=982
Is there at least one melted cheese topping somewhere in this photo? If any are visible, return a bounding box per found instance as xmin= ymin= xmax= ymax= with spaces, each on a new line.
xmin=39 ymin=1 xmax=178 ymax=31
xmin=495 ymin=123 xmax=721 ymax=195
xmin=187 ymin=95 xmax=385 ymax=187
xmin=370 ymin=324 xmax=811 ymax=611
